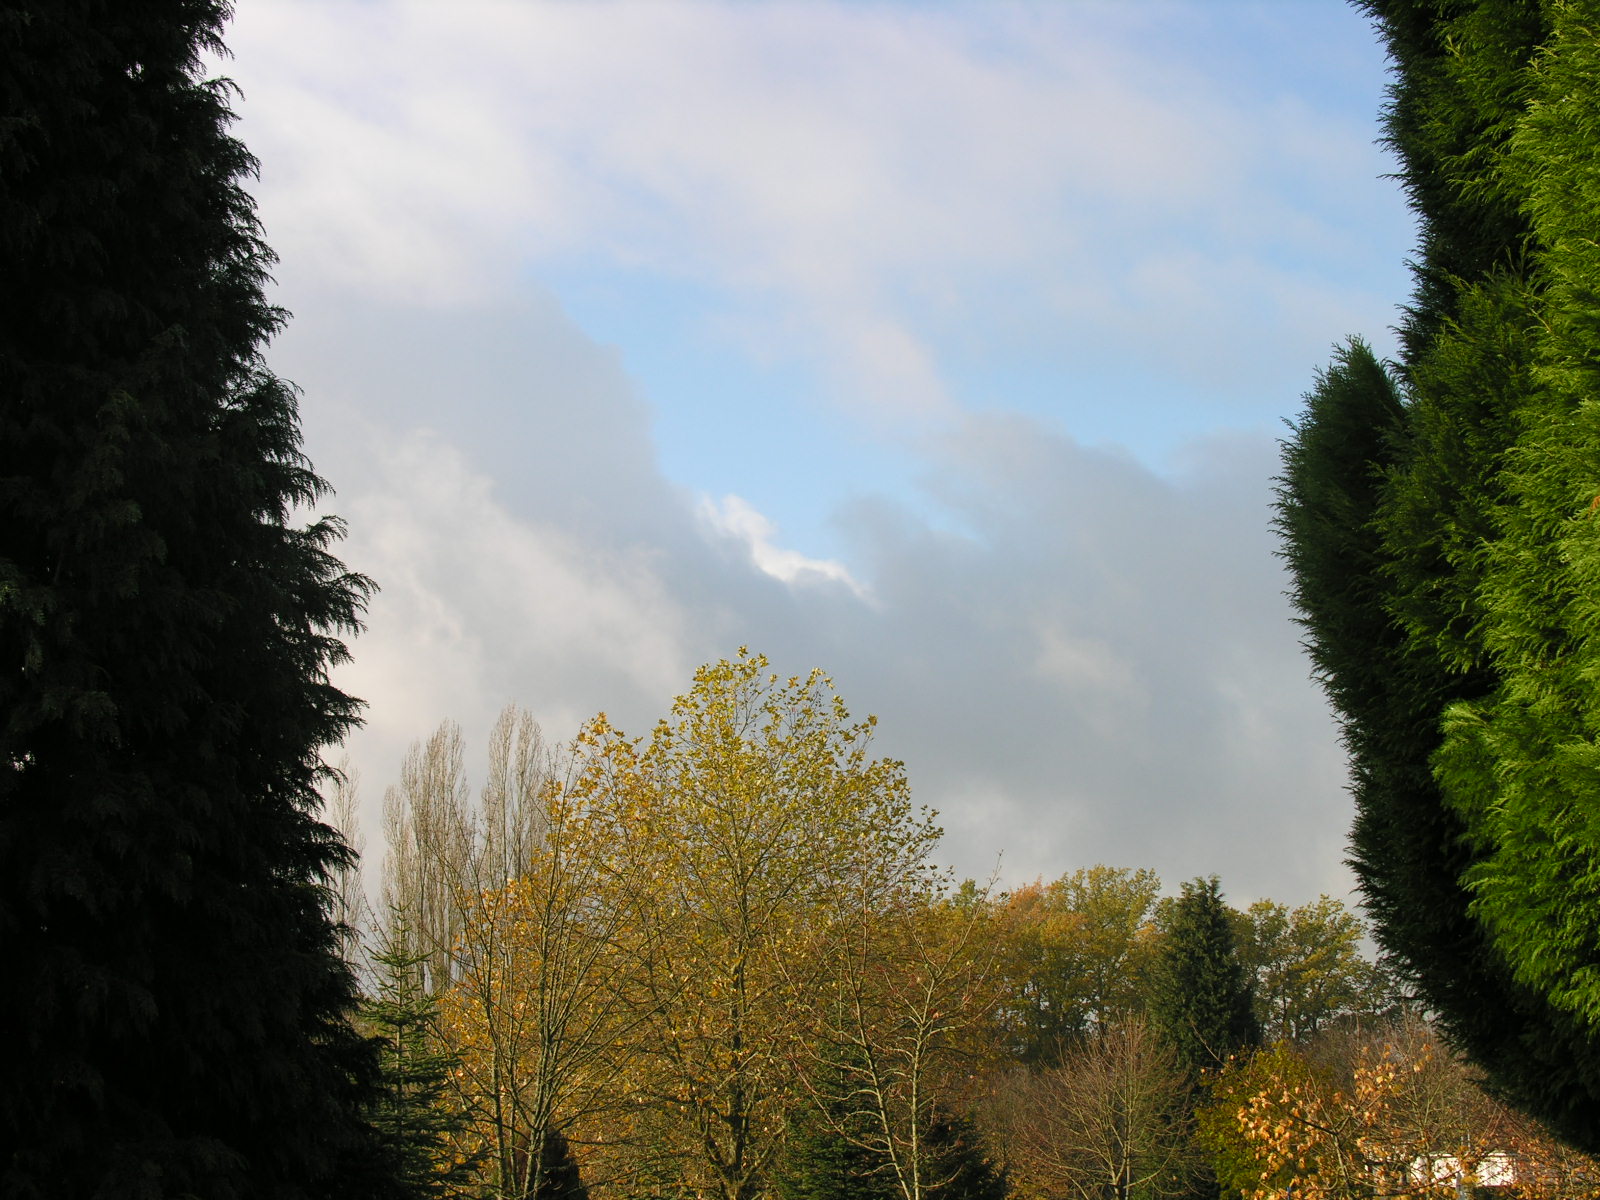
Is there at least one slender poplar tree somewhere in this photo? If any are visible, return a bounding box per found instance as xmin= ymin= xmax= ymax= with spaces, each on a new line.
xmin=1 ymin=2 xmax=392 ymax=1194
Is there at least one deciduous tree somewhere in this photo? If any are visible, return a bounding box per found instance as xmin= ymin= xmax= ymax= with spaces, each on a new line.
xmin=995 ymin=867 xmax=1162 ymax=1063
xmin=384 ymin=707 xmax=625 ymax=1200
xmin=1234 ymin=897 xmax=1395 ymax=1043
xmin=1209 ymin=1020 xmax=1600 ymax=1200
xmin=1003 ymin=1021 xmax=1196 ymax=1200
xmin=575 ymin=651 xmax=941 ymax=1200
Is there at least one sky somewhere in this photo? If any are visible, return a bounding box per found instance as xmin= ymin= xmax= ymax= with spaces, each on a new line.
xmin=212 ymin=0 xmax=1416 ymax=906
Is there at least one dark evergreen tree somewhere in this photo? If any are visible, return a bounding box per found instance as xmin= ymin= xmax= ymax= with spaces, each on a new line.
xmin=922 ymin=1109 xmax=1008 ymax=1200
xmin=528 ymin=1128 xmax=588 ymax=1200
xmin=366 ymin=933 xmax=478 ymax=1198
xmin=1147 ymin=880 xmax=1255 ymax=1200
xmin=775 ymin=1053 xmax=898 ymax=1200
xmin=1276 ymin=0 xmax=1600 ymax=1150
xmin=1148 ymin=878 xmax=1257 ymax=1086
xmin=0 ymin=1 xmax=392 ymax=1194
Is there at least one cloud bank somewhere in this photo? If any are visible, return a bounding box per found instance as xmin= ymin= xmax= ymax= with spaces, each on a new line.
xmin=274 ymin=286 xmax=1349 ymax=904
xmin=213 ymin=0 xmax=1386 ymax=907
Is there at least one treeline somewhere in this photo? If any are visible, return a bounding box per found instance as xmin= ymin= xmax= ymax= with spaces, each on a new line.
xmin=335 ymin=652 xmax=1443 ymax=1200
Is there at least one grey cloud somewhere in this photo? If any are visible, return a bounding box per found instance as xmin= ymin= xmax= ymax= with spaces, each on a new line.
xmin=744 ymin=415 xmax=1350 ymax=902
xmin=277 ymin=282 xmax=1352 ymax=909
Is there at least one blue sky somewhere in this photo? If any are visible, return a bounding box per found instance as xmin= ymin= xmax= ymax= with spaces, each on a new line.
xmin=215 ymin=0 xmax=1414 ymax=905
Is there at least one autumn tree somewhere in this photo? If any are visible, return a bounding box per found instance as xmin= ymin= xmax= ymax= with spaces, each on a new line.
xmin=384 ymin=721 xmax=473 ymax=993
xmin=995 ymin=867 xmax=1163 ymax=1064
xmin=326 ymin=759 xmax=374 ymax=968
xmin=1002 ymin=1020 xmax=1196 ymax=1200
xmin=0 ymin=3 xmax=392 ymax=1193
xmin=1200 ymin=1041 xmax=1343 ymax=1200
xmin=1209 ymin=1019 xmax=1600 ymax=1200
xmin=385 ymin=707 xmax=626 ymax=1200
xmin=575 ymin=651 xmax=942 ymax=1200
xmin=1234 ymin=897 xmax=1396 ymax=1043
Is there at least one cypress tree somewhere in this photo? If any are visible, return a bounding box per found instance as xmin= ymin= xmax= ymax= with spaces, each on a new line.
xmin=1276 ymin=0 xmax=1600 ymax=1149
xmin=0 ymin=2 xmax=392 ymax=1194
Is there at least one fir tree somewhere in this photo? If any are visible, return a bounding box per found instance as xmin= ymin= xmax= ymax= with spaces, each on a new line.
xmin=529 ymin=1128 xmax=589 ymax=1200
xmin=0 ymin=2 xmax=391 ymax=1193
xmin=1147 ymin=879 xmax=1255 ymax=1200
xmin=922 ymin=1109 xmax=1008 ymax=1200
xmin=776 ymin=1074 xmax=897 ymax=1200
xmin=1149 ymin=878 xmax=1258 ymax=1086
xmin=366 ymin=931 xmax=478 ymax=1198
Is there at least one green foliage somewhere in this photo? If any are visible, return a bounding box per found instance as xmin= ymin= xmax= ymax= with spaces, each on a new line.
xmin=777 ymin=1060 xmax=898 ymax=1200
xmin=778 ymin=1091 xmax=1005 ymax=1200
xmin=1149 ymin=878 xmax=1258 ymax=1086
xmin=922 ymin=1109 xmax=1008 ymax=1200
xmin=1434 ymin=1 xmax=1600 ymax=1028
xmin=1233 ymin=897 xmax=1396 ymax=1042
xmin=1197 ymin=1044 xmax=1317 ymax=1200
xmin=366 ymin=930 xmax=479 ymax=1198
xmin=0 ymin=2 xmax=390 ymax=1195
xmin=1277 ymin=0 xmax=1600 ymax=1151
xmin=1356 ymin=0 xmax=1546 ymax=360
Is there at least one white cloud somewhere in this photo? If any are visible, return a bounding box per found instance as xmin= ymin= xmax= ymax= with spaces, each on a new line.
xmin=220 ymin=0 xmax=1407 ymax=428
xmin=774 ymin=411 xmax=1354 ymax=899
xmin=698 ymin=494 xmax=868 ymax=597
xmin=334 ymin=428 xmax=695 ymax=781
xmin=302 ymin=358 xmax=1350 ymax=905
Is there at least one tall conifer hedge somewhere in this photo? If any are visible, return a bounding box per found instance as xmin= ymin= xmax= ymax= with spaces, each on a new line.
xmin=1 ymin=2 xmax=392 ymax=1193
xmin=1277 ymin=0 xmax=1600 ymax=1148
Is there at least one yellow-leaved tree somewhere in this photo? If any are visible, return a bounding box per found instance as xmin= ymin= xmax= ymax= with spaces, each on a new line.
xmin=571 ymin=650 xmax=942 ymax=1200
xmin=810 ymin=879 xmax=1008 ymax=1200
